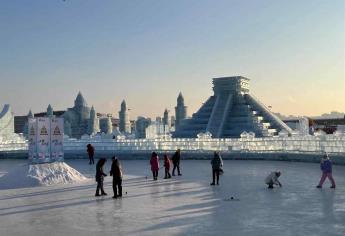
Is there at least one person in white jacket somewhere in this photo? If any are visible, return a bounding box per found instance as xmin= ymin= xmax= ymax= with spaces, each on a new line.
xmin=265 ymin=171 xmax=282 ymax=189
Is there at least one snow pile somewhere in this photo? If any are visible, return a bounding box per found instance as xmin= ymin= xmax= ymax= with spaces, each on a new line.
xmin=0 ymin=162 xmax=89 ymax=189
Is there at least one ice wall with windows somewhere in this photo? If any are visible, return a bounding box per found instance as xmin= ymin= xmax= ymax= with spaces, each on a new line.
xmin=1 ymin=131 xmax=345 ymax=154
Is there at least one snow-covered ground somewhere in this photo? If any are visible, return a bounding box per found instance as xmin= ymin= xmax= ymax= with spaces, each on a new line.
xmin=0 ymin=159 xmax=344 ymax=236
xmin=0 ymin=162 xmax=88 ymax=189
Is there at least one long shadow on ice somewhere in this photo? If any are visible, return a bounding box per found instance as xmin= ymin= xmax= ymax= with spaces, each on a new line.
xmin=0 ymin=183 xmax=95 ymax=200
xmin=0 ymin=197 xmax=112 ymax=217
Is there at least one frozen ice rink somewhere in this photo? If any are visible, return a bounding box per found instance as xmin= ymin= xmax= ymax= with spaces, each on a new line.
xmin=0 ymin=159 xmax=344 ymax=236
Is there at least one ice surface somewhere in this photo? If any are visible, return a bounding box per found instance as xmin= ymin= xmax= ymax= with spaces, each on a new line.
xmin=0 ymin=160 xmax=344 ymax=236
xmin=0 ymin=162 xmax=88 ymax=189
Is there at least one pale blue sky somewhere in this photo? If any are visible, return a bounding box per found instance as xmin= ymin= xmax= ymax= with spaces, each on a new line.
xmin=0 ymin=0 xmax=344 ymax=118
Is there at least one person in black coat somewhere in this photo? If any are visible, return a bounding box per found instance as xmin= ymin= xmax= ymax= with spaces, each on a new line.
xmin=86 ymin=144 xmax=95 ymax=165
xmin=110 ymin=156 xmax=123 ymax=199
xmin=210 ymin=151 xmax=223 ymax=185
xmin=95 ymin=158 xmax=107 ymax=196
xmin=172 ymin=149 xmax=182 ymax=176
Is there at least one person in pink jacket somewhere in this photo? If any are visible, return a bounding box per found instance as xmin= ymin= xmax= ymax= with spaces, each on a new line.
xmin=150 ymin=152 xmax=160 ymax=181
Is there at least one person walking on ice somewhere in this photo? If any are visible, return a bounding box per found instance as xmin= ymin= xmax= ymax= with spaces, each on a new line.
xmin=210 ymin=151 xmax=223 ymax=185
xmin=86 ymin=143 xmax=95 ymax=165
xmin=163 ymin=154 xmax=172 ymax=179
xmin=172 ymin=149 xmax=182 ymax=176
xmin=95 ymin=158 xmax=107 ymax=196
xmin=316 ymin=153 xmax=336 ymax=189
xmin=265 ymin=171 xmax=282 ymax=189
xmin=150 ymin=152 xmax=160 ymax=181
xmin=110 ymin=156 xmax=123 ymax=198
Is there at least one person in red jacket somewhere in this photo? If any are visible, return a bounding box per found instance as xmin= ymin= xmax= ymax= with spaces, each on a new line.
xmin=86 ymin=144 xmax=95 ymax=165
xmin=163 ymin=154 xmax=172 ymax=179
xmin=150 ymin=152 xmax=160 ymax=181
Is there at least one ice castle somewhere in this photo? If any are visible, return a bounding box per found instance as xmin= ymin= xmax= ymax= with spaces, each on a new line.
xmin=173 ymin=76 xmax=292 ymax=138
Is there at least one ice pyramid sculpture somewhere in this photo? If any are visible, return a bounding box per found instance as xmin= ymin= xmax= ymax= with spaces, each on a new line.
xmin=173 ymin=76 xmax=292 ymax=138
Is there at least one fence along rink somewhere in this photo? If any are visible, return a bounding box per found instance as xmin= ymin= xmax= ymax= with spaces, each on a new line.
xmin=63 ymin=135 xmax=345 ymax=154
xmin=1 ymin=133 xmax=345 ymax=154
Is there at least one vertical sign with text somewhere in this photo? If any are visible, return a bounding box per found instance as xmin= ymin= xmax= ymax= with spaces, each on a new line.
xmin=28 ymin=118 xmax=37 ymax=160
xmin=37 ymin=117 xmax=51 ymax=161
xmin=50 ymin=118 xmax=64 ymax=162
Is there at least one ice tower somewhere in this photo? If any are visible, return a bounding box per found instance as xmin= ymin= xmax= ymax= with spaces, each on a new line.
xmin=173 ymin=76 xmax=292 ymax=138
xmin=46 ymin=104 xmax=54 ymax=117
xmin=119 ymin=100 xmax=131 ymax=133
xmin=175 ymin=92 xmax=187 ymax=128
xmin=87 ymin=106 xmax=100 ymax=135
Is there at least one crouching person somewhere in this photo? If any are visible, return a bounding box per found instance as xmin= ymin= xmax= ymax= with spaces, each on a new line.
xmin=265 ymin=171 xmax=282 ymax=189
xmin=110 ymin=156 xmax=123 ymax=198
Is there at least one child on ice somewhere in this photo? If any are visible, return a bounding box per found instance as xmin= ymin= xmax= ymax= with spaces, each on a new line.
xmin=150 ymin=152 xmax=160 ymax=181
xmin=110 ymin=156 xmax=123 ymax=198
xmin=316 ymin=153 xmax=336 ymax=189
xmin=265 ymin=171 xmax=282 ymax=189
xmin=163 ymin=154 xmax=172 ymax=179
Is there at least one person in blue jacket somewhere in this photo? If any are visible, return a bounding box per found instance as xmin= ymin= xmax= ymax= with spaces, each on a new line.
xmin=316 ymin=153 xmax=336 ymax=189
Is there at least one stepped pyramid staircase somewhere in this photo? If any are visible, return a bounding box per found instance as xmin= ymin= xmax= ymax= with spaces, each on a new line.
xmin=173 ymin=76 xmax=292 ymax=138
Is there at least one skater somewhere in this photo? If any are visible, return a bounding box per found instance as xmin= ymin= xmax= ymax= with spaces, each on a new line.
xmin=316 ymin=153 xmax=336 ymax=189
xmin=110 ymin=156 xmax=123 ymax=198
xmin=150 ymin=152 xmax=160 ymax=180
xmin=172 ymin=149 xmax=182 ymax=176
xmin=210 ymin=151 xmax=223 ymax=185
xmin=86 ymin=144 xmax=95 ymax=165
xmin=163 ymin=154 xmax=172 ymax=179
xmin=95 ymin=158 xmax=107 ymax=196
xmin=265 ymin=171 xmax=282 ymax=189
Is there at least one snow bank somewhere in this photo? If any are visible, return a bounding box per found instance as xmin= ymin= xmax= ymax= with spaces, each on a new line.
xmin=0 ymin=162 xmax=89 ymax=189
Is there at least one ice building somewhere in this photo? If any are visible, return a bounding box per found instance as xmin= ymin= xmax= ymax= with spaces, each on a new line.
xmin=0 ymin=104 xmax=25 ymax=143
xmin=62 ymin=92 xmax=92 ymax=138
xmin=173 ymin=76 xmax=292 ymax=138
xmin=135 ymin=116 xmax=151 ymax=138
xmin=99 ymin=116 xmax=112 ymax=134
xmin=0 ymin=104 xmax=15 ymax=138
